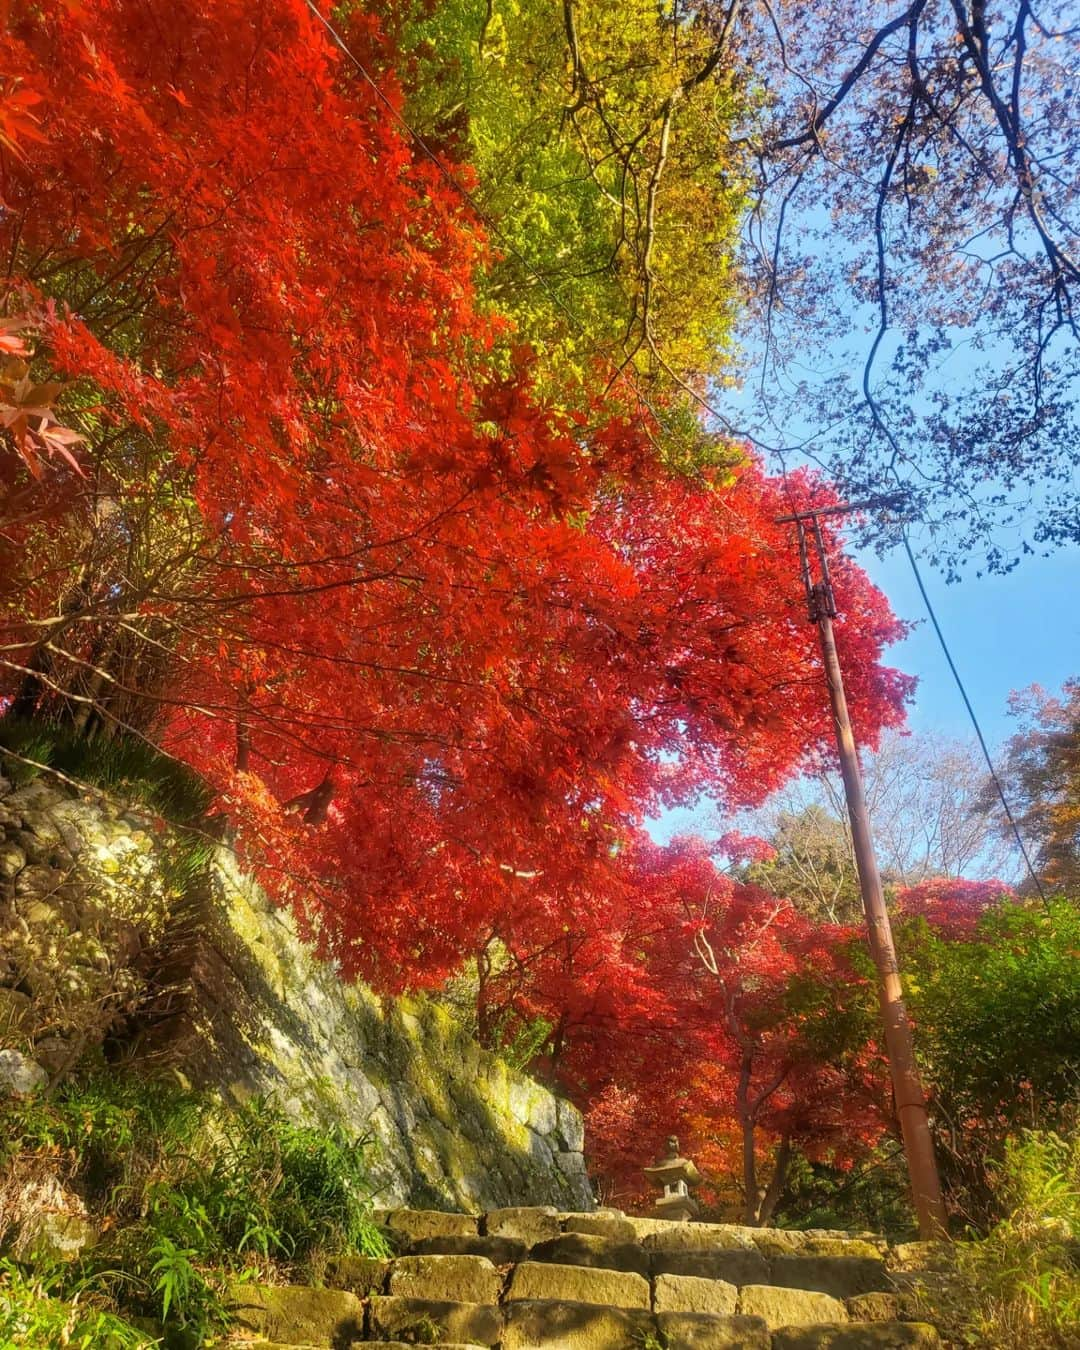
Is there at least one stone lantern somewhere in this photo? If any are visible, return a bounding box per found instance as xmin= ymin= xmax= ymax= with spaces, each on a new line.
xmin=644 ymin=1134 xmax=701 ymax=1222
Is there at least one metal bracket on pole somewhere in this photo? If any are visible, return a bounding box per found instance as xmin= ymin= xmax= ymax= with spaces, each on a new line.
xmin=777 ymin=491 xmax=908 ymax=623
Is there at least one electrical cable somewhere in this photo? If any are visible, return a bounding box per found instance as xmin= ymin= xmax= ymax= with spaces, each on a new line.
xmin=897 ymin=530 xmax=1049 ymax=901
xmin=872 ymin=412 xmax=1048 ymax=897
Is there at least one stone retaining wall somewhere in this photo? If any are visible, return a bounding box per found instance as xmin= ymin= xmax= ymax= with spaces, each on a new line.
xmin=186 ymin=849 xmax=590 ymax=1209
xmin=0 ymin=775 xmax=591 ymax=1211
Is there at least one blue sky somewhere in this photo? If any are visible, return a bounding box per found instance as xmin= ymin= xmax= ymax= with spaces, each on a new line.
xmin=860 ymin=539 xmax=1079 ymax=741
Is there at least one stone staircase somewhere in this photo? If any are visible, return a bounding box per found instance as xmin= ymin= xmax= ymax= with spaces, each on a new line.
xmin=223 ymin=1206 xmax=948 ymax=1349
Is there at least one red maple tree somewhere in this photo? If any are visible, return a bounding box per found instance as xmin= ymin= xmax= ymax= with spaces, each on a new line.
xmin=1 ymin=0 xmax=910 ymax=993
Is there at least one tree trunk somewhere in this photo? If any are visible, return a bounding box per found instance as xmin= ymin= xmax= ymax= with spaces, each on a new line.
xmin=6 ymin=648 xmax=50 ymax=721
xmin=758 ymin=1133 xmax=792 ymax=1227
xmin=738 ymin=1051 xmax=760 ymax=1225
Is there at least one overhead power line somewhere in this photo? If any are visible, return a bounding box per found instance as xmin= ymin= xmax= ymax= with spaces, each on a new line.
xmin=897 ymin=532 xmax=1048 ymax=901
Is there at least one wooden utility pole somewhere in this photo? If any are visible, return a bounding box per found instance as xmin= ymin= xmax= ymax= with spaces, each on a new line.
xmin=777 ymin=498 xmax=948 ymax=1240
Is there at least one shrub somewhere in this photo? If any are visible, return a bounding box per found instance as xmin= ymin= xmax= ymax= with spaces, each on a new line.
xmin=902 ymin=898 xmax=1080 ymax=1228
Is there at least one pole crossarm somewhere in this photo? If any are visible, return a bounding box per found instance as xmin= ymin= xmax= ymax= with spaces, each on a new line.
xmin=774 ymin=489 xmax=910 ymax=526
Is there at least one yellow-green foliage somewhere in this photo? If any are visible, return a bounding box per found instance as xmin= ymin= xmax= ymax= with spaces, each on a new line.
xmin=394 ymin=0 xmax=749 ymax=404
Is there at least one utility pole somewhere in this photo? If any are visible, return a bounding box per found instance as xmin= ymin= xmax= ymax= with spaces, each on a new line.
xmin=777 ymin=497 xmax=948 ymax=1240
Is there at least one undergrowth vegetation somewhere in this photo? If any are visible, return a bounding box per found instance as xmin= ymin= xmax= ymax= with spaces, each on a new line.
xmin=0 ymin=1072 xmax=389 ymax=1346
xmin=0 ymin=1261 xmax=152 ymax=1350
xmin=0 ymin=717 xmax=214 ymax=827
xmin=942 ymin=1129 xmax=1080 ymax=1349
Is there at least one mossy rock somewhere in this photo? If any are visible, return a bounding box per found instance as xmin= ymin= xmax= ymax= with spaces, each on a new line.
xmin=225 ymin=1283 xmax=364 ymax=1346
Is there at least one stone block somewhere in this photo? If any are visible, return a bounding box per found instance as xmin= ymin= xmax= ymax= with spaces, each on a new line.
xmin=361 ymin=1344 xmax=489 ymax=1350
xmin=236 ymin=1343 xmax=326 ymax=1349
xmin=485 ymin=1205 xmax=561 ymax=1247
xmin=29 ymin=1036 xmax=72 ymax=1075
xmin=501 ymin=1299 xmax=657 ymax=1349
xmin=653 ymin=1273 xmax=737 ymax=1316
xmin=368 ymin=1296 xmax=504 ymax=1347
xmin=651 ymin=1248 xmax=769 ymax=1287
xmin=0 ymin=842 xmax=26 ymax=877
xmin=753 ymin=1233 xmax=883 ymax=1260
xmin=385 ymin=1209 xmax=480 ymax=1243
xmin=22 ymin=1210 xmax=99 ymax=1263
xmin=556 ymin=1151 xmax=589 ymax=1182
xmin=321 ymin=1254 xmax=390 ymax=1296
xmin=227 ymin=1284 xmax=364 ymax=1346
xmin=770 ymin=1255 xmax=889 ymax=1298
xmin=530 ymin=1232 xmax=649 ymax=1276
xmin=563 ymin=1214 xmax=638 ymax=1242
xmin=655 ymin=1311 xmax=770 ymax=1349
xmin=507 ymin=1261 xmax=650 ymax=1309
xmin=639 ymin=1222 xmax=754 ymax=1253
xmin=847 ymin=1293 xmax=902 ymax=1322
xmin=556 ymin=1097 xmax=586 ymax=1153
xmin=389 ymin=1255 xmax=503 ymax=1304
xmin=737 ymin=1284 xmax=847 ymax=1329
xmin=560 ymin=1208 xmax=626 ymax=1220
xmin=771 ymin=1324 xmax=941 ymax=1349
xmin=411 ymin=1234 xmax=528 ymax=1265
xmin=803 ymin=1239 xmax=885 ymax=1261
xmin=887 ymin=1242 xmax=955 ymax=1273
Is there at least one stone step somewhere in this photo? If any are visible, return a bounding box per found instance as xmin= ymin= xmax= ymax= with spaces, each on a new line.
xmin=503 ymin=1302 xmax=771 ymax=1349
xmin=225 ymin=1284 xmax=364 ymax=1345
xmin=235 ymin=1344 xmax=488 ymax=1349
xmin=528 ymin=1232 xmax=651 ymax=1276
xmin=222 ymin=1206 xmax=948 ymax=1349
xmin=771 ymin=1325 xmax=940 ymax=1348
xmin=234 ymin=1343 xmax=487 ymax=1350
xmin=499 ymin=1299 xmax=663 ymax=1350
xmin=387 ymin=1254 xmax=503 ymax=1304
xmin=226 ymin=1285 xmax=939 ymax=1350
xmin=367 ymin=1295 xmax=504 ymax=1346
xmin=651 ymin=1247 xmax=772 ymax=1287
xmin=231 ymin=1343 xmax=325 ymax=1349
xmin=382 ymin=1212 xmax=892 ymax=1300
xmin=738 ymin=1286 xmax=847 ymax=1330
xmin=769 ymin=1256 xmax=889 ymax=1300
xmin=506 ymin=1261 xmax=651 ymax=1308
xmin=409 ymin=1232 xmax=529 ymax=1264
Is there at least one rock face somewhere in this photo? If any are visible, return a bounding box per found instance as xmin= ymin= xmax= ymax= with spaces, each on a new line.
xmin=0 ymin=776 xmax=590 ymax=1211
